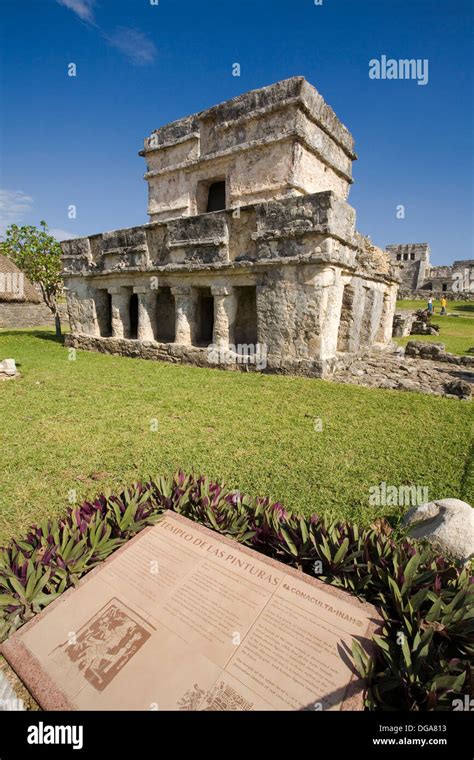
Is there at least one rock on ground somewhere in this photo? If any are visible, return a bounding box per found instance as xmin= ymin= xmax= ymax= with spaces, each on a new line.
xmin=401 ymin=498 xmax=474 ymax=563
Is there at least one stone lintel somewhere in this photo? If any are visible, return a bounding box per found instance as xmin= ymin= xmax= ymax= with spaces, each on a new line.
xmin=133 ymin=285 xmax=151 ymax=295
xmin=107 ymin=286 xmax=129 ymax=295
xmin=170 ymin=286 xmax=192 ymax=297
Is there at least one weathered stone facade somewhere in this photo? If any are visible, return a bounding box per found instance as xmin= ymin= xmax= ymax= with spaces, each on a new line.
xmin=61 ymin=78 xmax=398 ymax=377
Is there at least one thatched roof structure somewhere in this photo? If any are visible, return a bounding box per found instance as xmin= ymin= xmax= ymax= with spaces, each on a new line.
xmin=0 ymin=254 xmax=41 ymax=303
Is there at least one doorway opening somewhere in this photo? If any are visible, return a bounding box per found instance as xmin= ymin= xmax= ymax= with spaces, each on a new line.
xmin=195 ymin=288 xmax=214 ymax=345
xmin=95 ymin=290 xmax=112 ymax=337
xmin=156 ymin=287 xmax=175 ymax=342
xmin=129 ymin=293 xmax=139 ymax=339
xmin=234 ymin=286 xmax=258 ymax=345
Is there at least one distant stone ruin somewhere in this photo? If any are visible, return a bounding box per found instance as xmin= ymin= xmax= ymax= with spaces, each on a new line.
xmin=61 ymin=77 xmax=399 ymax=377
xmin=386 ymin=243 xmax=474 ymax=296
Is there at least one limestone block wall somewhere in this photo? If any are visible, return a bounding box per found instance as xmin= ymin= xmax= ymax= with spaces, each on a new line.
xmin=0 ymin=302 xmax=68 ymax=329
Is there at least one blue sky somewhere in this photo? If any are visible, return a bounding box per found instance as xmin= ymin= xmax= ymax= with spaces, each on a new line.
xmin=1 ymin=0 xmax=472 ymax=264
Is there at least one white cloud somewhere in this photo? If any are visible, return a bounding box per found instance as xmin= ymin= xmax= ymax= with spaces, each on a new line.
xmin=0 ymin=193 xmax=75 ymax=241
xmin=49 ymin=229 xmax=77 ymax=242
xmin=56 ymin=2 xmax=156 ymax=66
xmin=0 ymin=189 xmax=34 ymax=234
xmin=56 ymin=0 xmax=96 ymax=24
xmin=105 ymin=27 xmax=157 ymax=66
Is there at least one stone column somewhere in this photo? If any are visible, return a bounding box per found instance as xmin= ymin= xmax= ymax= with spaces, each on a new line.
xmin=377 ymin=284 xmax=398 ymax=345
xmin=134 ymin=286 xmax=156 ymax=341
xmin=368 ymin=289 xmax=385 ymax=345
xmin=171 ymin=286 xmax=195 ymax=345
xmin=359 ymin=287 xmax=375 ymax=347
xmin=347 ymin=282 xmax=367 ymax=352
xmin=318 ymin=268 xmax=345 ymax=360
xmin=90 ymin=288 xmax=108 ymax=338
xmin=108 ymin=287 xmax=130 ymax=339
xmin=211 ymin=285 xmax=237 ymax=348
xmin=336 ymin=281 xmax=355 ymax=352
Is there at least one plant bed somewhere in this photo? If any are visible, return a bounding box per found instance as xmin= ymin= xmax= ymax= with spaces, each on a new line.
xmin=0 ymin=472 xmax=472 ymax=711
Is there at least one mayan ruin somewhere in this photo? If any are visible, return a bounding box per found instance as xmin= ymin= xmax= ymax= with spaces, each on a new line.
xmin=61 ymin=77 xmax=400 ymax=377
xmin=386 ymin=243 xmax=474 ymax=295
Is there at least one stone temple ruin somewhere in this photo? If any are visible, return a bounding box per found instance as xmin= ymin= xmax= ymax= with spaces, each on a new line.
xmin=386 ymin=243 xmax=474 ymax=296
xmin=61 ymin=77 xmax=399 ymax=377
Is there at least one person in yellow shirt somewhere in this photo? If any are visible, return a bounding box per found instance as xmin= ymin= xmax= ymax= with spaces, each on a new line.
xmin=440 ymin=296 xmax=447 ymax=315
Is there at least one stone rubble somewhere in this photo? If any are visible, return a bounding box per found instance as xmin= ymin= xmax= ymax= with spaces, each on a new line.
xmin=392 ymin=312 xmax=415 ymax=337
xmin=392 ymin=310 xmax=440 ymax=338
xmin=331 ymin=345 xmax=473 ymax=398
xmin=404 ymin=340 xmax=474 ymax=367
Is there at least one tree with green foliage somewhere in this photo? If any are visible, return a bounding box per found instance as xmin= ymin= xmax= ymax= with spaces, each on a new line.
xmin=1 ymin=220 xmax=63 ymax=337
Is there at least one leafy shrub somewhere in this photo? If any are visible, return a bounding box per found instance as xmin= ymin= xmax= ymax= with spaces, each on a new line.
xmin=0 ymin=472 xmax=472 ymax=710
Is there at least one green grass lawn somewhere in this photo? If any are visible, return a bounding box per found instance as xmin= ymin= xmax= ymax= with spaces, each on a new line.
xmin=0 ymin=328 xmax=472 ymax=544
xmin=396 ymin=298 xmax=474 ymax=314
xmin=395 ymin=299 xmax=474 ymax=355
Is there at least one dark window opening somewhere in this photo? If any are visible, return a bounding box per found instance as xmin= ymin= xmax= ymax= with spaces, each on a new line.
xmin=156 ymin=287 xmax=175 ymax=342
xmin=403 ymin=253 xmax=409 ymax=261
xmin=396 ymin=254 xmax=401 ymax=261
xmin=129 ymin=293 xmax=139 ymax=339
xmin=410 ymin=253 xmax=415 ymax=260
xmin=442 ymin=283 xmax=448 ymax=292
xmin=95 ymin=290 xmax=112 ymax=337
xmin=234 ymin=286 xmax=258 ymax=345
xmin=206 ymin=181 xmax=226 ymax=212
xmin=195 ymin=288 xmax=214 ymax=346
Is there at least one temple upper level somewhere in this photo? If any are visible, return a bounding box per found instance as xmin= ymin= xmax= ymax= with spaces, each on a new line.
xmin=139 ymin=77 xmax=357 ymax=223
